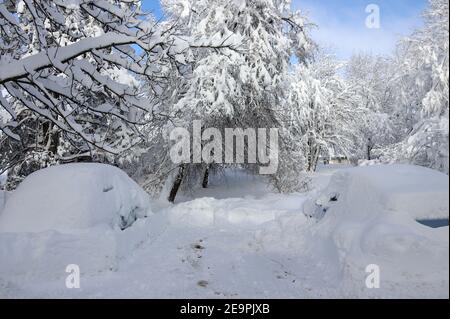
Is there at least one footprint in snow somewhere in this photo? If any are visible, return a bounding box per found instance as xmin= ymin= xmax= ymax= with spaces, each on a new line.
xmin=197 ymin=280 xmax=209 ymax=288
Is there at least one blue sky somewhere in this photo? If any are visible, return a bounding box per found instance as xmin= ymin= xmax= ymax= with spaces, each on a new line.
xmin=141 ymin=0 xmax=428 ymax=59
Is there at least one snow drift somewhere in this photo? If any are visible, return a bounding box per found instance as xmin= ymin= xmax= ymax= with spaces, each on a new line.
xmin=0 ymin=164 xmax=155 ymax=292
xmin=0 ymin=164 xmax=448 ymax=298
xmin=306 ymin=164 xmax=449 ymax=220
xmin=0 ymin=163 xmax=152 ymax=233
xmin=301 ymin=164 xmax=449 ymax=297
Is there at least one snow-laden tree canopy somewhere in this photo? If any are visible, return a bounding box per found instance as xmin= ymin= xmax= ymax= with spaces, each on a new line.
xmin=160 ymin=0 xmax=315 ymax=196
xmin=383 ymin=0 xmax=449 ymax=173
xmin=0 ymin=0 xmax=237 ymax=154
xmin=0 ymin=0 xmax=238 ymax=189
xmin=0 ymin=0 xmax=448 ymax=197
xmin=1 ymin=0 xmax=168 ymax=153
xmin=282 ymin=53 xmax=361 ymax=172
xmin=345 ymin=53 xmax=397 ymax=161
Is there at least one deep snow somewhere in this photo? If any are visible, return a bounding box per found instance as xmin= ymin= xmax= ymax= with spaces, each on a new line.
xmin=0 ymin=164 xmax=448 ymax=298
xmin=0 ymin=164 xmax=151 ymax=233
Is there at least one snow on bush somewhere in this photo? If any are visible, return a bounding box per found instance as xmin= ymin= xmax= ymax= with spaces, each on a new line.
xmin=0 ymin=163 xmax=152 ymax=233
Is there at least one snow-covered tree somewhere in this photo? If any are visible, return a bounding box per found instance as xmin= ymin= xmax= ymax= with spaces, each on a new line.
xmin=345 ymin=53 xmax=397 ymax=161
xmin=281 ymin=53 xmax=360 ymax=173
xmin=382 ymin=0 xmax=449 ymax=173
xmin=0 ymin=0 xmax=235 ymax=189
xmin=0 ymin=0 xmax=178 ymax=187
xmin=0 ymin=0 xmax=177 ymax=151
xmin=154 ymin=0 xmax=313 ymax=200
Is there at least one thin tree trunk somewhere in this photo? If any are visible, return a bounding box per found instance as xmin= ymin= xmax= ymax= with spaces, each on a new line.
xmin=202 ymin=166 xmax=209 ymax=188
xmin=312 ymin=148 xmax=320 ymax=172
xmin=307 ymin=140 xmax=319 ymax=172
xmin=307 ymin=158 xmax=314 ymax=172
xmin=367 ymin=137 xmax=373 ymax=160
xmin=309 ymin=146 xmax=320 ymax=172
xmin=168 ymin=165 xmax=186 ymax=203
xmin=307 ymin=140 xmax=314 ymax=172
xmin=367 ymin=145 xmax=372 ymax=161
xmin=48 ymin=124 xmax=60 ymax=155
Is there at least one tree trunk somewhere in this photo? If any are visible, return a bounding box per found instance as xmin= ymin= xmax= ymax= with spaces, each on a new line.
xmin=168 ymin=165 xmax=186 ymax=203
xmin=367 ymin=138 xmax=373 ymax=160
xmin=48 ymin=124 xmax=60 ymax=155
xmin=312 ymin=149 xmax=320 ymax=172
xmin=307 ymin=140 xmax=314 ymax=172
xmin=307 ymin=140 xmax=320 ymax=172
xmin=310 ymin=147 xmax=320 ymax=172
xmin=202 ymin=166 xmax=209 ymax=188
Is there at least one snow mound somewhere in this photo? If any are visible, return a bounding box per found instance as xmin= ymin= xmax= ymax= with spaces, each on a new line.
xmin=302 ymin=164 xmax=449 ymax=296
xmin=0 ymin=164 xmax=152 ymax=233
xmin=168 ymin=193 xmax=305 ymax=228
xmin=307 ymin=164 xmax=448 ymax=220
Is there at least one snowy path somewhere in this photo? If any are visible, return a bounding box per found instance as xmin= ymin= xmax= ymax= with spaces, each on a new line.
xmin=1 ymin=169 xmax=324 ymax=298
xmin=0 ymin=166 xmax=448 ymax=298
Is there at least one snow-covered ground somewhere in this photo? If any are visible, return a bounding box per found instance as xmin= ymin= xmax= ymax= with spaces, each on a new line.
xmin=0 ymin=164 xmax=448 ymax=298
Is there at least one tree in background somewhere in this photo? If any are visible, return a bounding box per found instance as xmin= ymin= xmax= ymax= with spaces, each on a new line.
xmin=150 ymin=0 xmax=314 ymax=200
xmin=282 ymin=52 xmax=360 ymax=173
xmin=345 ymin=0 xmax=448 ymax=174
xmin=345 ymin=53 xmax=397 ymax=162
xmin=387 ymin=0 xmax=449 ymax=173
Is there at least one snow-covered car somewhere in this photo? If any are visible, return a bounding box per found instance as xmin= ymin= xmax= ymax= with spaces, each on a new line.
xmin=0 ymin=163 xmax=152 ymax=233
